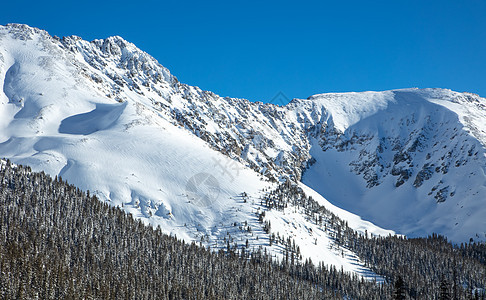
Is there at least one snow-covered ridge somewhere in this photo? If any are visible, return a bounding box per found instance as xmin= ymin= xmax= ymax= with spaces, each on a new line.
xmin=60 ymin=34 xmax=175 ymax=98
xmin=293 ymin=90 xmax=397 ymax=132
xmin=1 ymin=22 xmax=485 ymax=256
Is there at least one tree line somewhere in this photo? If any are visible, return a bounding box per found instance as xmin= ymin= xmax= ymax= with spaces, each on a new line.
xmin=0 ymin=160 xmax=485 ymax=299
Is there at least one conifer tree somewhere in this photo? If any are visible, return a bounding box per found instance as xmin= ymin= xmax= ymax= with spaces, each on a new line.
xmin=440 ymin=276 xmax=451 ymax=300
xmin=394 ymin=276 xmax=406 ymax=300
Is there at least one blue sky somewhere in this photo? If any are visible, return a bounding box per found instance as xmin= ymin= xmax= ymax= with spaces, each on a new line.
xmin=2 ymin=0 xmax=486 ymax=103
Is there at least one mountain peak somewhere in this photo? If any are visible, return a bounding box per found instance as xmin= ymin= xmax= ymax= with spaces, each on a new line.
xmin=59 ymin=31 xmax=176 ymax=93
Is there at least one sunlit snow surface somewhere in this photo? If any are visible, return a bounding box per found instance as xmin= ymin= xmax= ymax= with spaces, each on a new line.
xmin=1 ymin=24 xmax=486 ymax=280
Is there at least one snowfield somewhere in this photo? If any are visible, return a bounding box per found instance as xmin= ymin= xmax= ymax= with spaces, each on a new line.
xmin=1 ymin=24 xmax=485 ymax=279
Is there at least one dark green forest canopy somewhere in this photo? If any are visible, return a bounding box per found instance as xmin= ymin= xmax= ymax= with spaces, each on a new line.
xmin=0 ymin=160 xmax=485 ymax=299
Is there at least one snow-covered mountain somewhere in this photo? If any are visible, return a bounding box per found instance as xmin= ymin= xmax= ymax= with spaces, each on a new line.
xmin=300 ymin=90 xmax=486 ymax=242
xmin=1 ymin=24 xmax=485 ymax=273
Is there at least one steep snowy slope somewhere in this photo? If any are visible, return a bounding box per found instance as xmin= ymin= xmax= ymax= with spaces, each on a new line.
xmin=0 ymin=24 xmax=392 ymax=278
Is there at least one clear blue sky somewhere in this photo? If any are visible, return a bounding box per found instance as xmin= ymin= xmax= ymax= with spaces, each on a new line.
xmin=2 ymin=0 xmax=486 ymax=103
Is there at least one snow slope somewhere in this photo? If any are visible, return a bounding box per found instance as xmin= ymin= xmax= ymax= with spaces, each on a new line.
xmin=0 ymin=24 xmax=392 ymax=278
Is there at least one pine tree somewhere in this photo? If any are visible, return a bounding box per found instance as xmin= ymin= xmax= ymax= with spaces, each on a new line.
xmin=440 ymin=276 xmax=451 ymax=300
xmin=394 ymin=276 xmax=406 ymax=300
